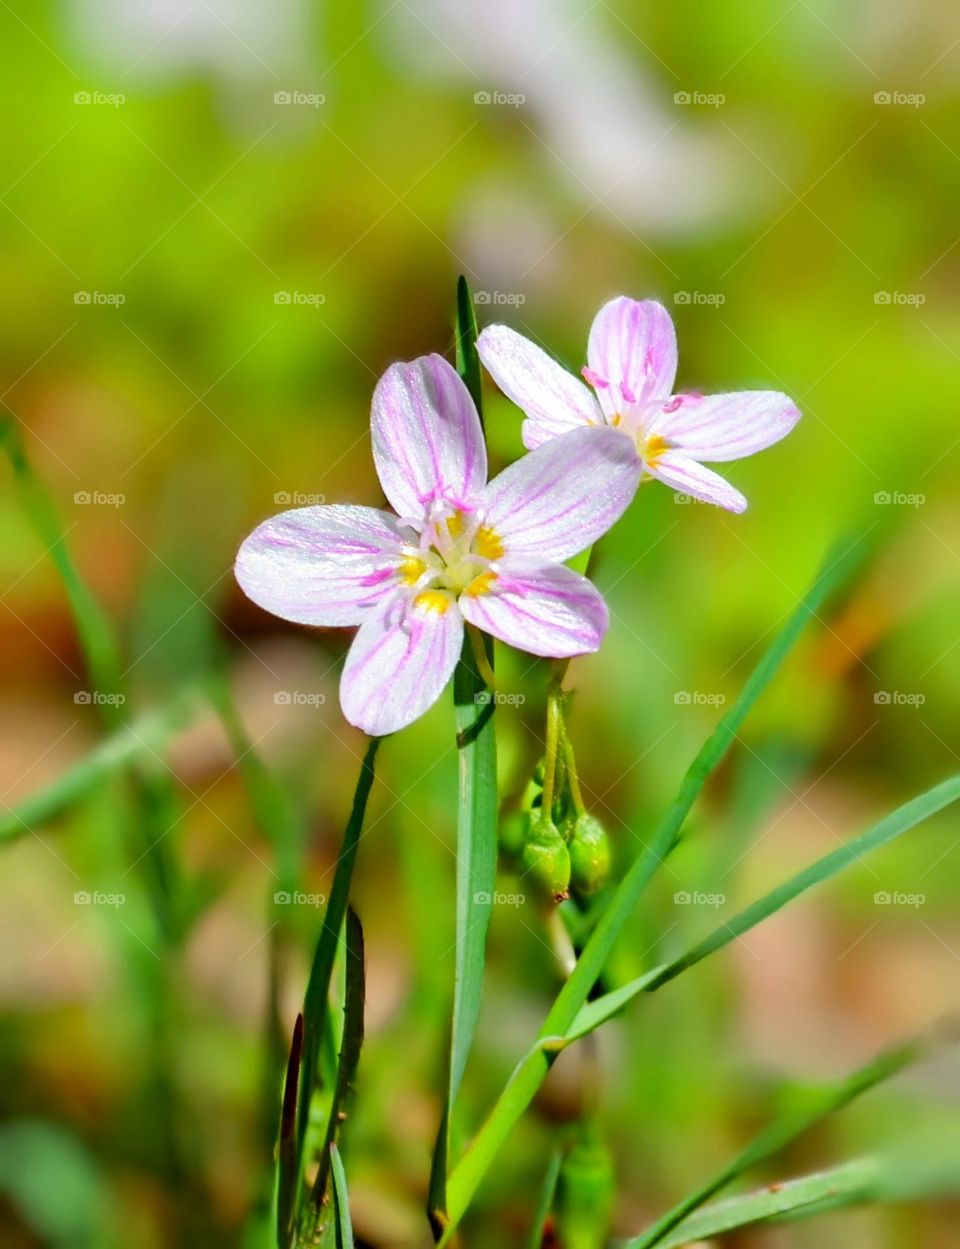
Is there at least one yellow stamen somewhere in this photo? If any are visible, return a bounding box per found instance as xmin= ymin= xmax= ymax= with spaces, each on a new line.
xmin=446 ymin=510 xmax=465 ymax=539
xmin=463 ymin=570 xmax=498 ymax=598
xmin=414 ymin=589 xmax=453 ymax=614
xmin=399 ymin=555 xmax=426 ymax=585
xmin=644 ymin=433 xmax=670 ymax=467
xmin=473 ymin=524 xmax=504 ymax=561
xmin=610 ymin=413 xmax=622 ymax=427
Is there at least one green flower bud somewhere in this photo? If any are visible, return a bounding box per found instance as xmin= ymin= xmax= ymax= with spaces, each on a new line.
xmin=556 ymin=1131 xmax=615 ymax=1249
xmin=568 ymin=814 xmax=611 ymax=898
xmin=521 ymin=815 xmax=570 ymax=902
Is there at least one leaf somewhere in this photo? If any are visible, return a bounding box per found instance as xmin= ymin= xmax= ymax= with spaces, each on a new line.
xmin=526 ymin=1152 xmax=562 ymax=1249
xmin=276 ymin=1014 xmax=304 ymax=1249
xmin=441 ymin=535 xmax=874 ymax=1235
xmin=296 ymin=739 xmax=379 ymax=1189
xmin=0 ymin=415 xmax=126 ymax=725
xmin=624 ymin=1038 xmax=922 ymax=1248
xmin=428 ymin=278 xmax=499 ymax=1232
xmin=329 ymin=1144 xmax=354 ymax=1249
xmin=309 ymin=908 xmax=366 ymax=1215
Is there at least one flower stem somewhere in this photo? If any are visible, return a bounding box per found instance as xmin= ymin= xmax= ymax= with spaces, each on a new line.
xmin=467 ymin=621 xmax=497 ymax=691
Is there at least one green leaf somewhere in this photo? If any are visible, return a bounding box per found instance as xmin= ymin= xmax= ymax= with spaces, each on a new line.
xmin=428 ymin=277 xmax=498 ymax=1232
xmin=624 ymin=1038 xmax=922 ymax=1248
xmin=0 ymin=415 xmax=126 ymax=726
xmin=441 ymin=535 xmax=874 ymax=1235
xmin=526 ymin=1152 xmax=562 ymax=1249
xmin=276 ymin=1014 xmax=304 ymax=1249
xmin=296 ymin=740 xmax=380 ymax=1189
xmin=329 ymin=1145 xmax=354 ymax=1249
xmin=308 ymin=908 xmax=366 ymax=1217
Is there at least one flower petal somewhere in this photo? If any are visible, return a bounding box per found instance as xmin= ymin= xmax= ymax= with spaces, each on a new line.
xmin=459 ymin=562 xmax=608 ymax=658
xmin=587 ymin=297 xmax=678 ymax=416
xmin=235 ymin=504 xmax=409 ymax=626
xmin=479 ymin=425 xmax=640 ymax=563
xmin=371 ymin=354 xmax=487 ymax=519
xmin=650 ymin=391 xmax=800 ymax=462
xmin=340 ymin=593 xmax=463 ymax=735
xmin=648 ymin=452 xmax=748 ymax=513
xmin=477 ymin=324 xmax=599 ymax=449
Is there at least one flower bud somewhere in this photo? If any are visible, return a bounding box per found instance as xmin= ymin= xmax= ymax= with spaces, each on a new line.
xmin=521 ymin=814 xmax=570 ymax=901
xmin=568 ymin=814 xmax=611 ymax=898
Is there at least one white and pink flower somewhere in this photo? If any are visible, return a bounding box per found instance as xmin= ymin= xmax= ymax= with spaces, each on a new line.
xmin=477 ymin=296 xmax=800 ymax=513
xmin=235 ymin=354 xmax=637 ymax=736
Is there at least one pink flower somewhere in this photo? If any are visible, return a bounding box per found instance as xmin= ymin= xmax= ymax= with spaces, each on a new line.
xmin=477 ymin=296 xmax=800 ymax=513
xmin=235 ymin=354 xmax=638 ymax=736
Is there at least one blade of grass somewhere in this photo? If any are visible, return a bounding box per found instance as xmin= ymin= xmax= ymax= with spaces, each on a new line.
xmin=428 ymin=277 xmax=498 ymax=1232
xmin=526 ymin=1151 xmax=562 ymax=1249
xmin=441 ymin=534 xmax=874 ymax=1235
xmin=308 ymin=907 xmax=366 ymax=1219
xmin=625 ymin=1037 xmax=922 ymax=1248
xmin=277 ymin=1014 xmax=305 ymax=1249
xmin=643 ymin=1159 xmax=877 ymax=1247
xmin=295 ymin=739 xmax=380 ymax=1190
xmin=0 ymin=416 xmax=125 ymax=723
xmin=329 ymin=1144 xmax=354 ymax=1249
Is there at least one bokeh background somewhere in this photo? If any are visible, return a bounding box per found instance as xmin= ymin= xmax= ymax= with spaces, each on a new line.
xmin=2 ymin=2 xmax=959 ymax=1246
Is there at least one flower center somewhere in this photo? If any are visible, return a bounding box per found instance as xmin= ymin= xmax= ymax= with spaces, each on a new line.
xmin=400 ymin=508 xmax=503 ymax=609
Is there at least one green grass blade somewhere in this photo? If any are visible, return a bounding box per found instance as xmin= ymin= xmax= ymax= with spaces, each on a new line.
xmin=441 ymin=536 xmax=872 ymax=1235
xmin=296 ymin=739 xmax=379 ymax=1185
xmin=428 ymin=278 xmax=498 ymax=1231
xmin=625 ymin=1039 xmax=921 ymax=1248
xmin=0 ymin=695 xmax=196 ymax=842
xmin=277 ymin=1013 xmax=304 ymax=1249
xmin=1 ymin=416 xmax=126 ymax=722
xmin=309 ymin=908 xmax=366 ymax=1217
xmin=526 ymin=1151 xmax=562 ymax=1249
xmin=329 ymin=1144 xmax=354 ymax=1249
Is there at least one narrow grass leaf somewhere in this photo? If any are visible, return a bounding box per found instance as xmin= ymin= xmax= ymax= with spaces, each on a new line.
xmin=329 ymin=1144 xmax=354 ymax=1249
xmin=624 ymin=1038 xmax=921 ymax=1248
xmin=527 ymin=1151 xmax=562 ymax=1249
xmin=442 ymin=535 xmax=874 ymax=1235
xmin=277 ymin=1013 xmax=304 ymax=1249
xmin=428 ymin=277 xmax=498 ymax=1231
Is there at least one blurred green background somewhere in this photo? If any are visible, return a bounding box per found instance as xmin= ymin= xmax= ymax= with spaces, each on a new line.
xmin=2 ymin=2 xmax=959 ymax=1246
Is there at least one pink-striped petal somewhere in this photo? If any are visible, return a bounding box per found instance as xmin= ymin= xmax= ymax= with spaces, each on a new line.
xmin=371 ymin=354 xmax=487 ymax=520
xmin=477 ymin=324 xmax=600 ymax=449
xmin=340 ymin=594 xmax=463 ymax=735
xmin=650 ymin=391 xmax=800 ymax=463
xmin=459 ymin=562 xmax=608 ymax=658
xmin=479 ymin=425 xmax=640 ymax=563
xmin=235 ymin=505 xmax=408 ymax=626
xmin=648 ymin=452 xmax=748 ymax=513
xmin=587 ymin=297 xmax=677 ymax=417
